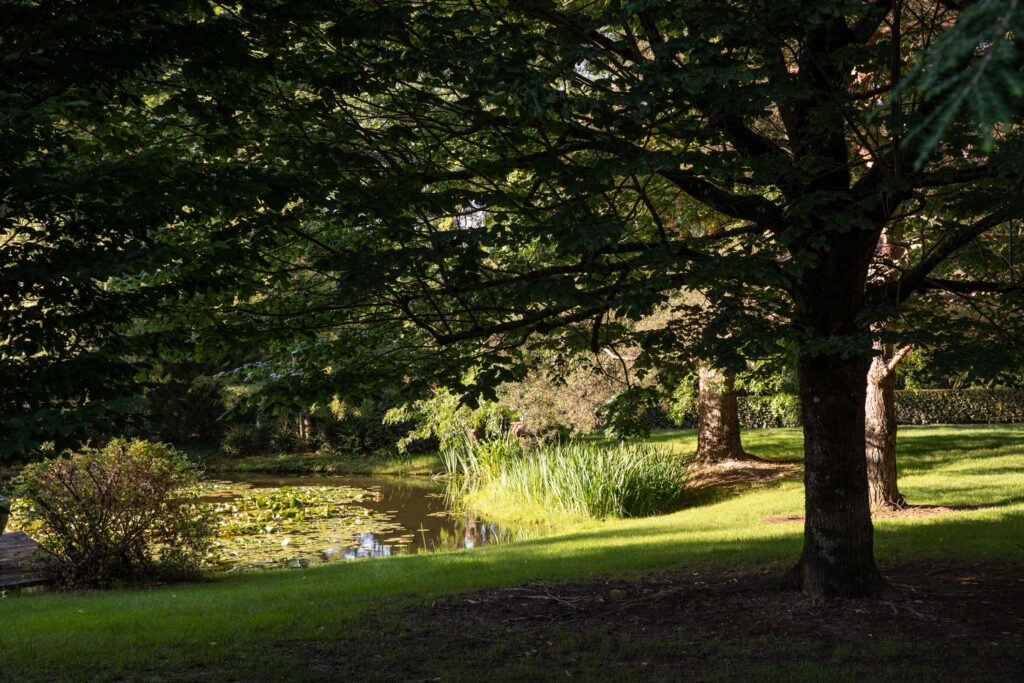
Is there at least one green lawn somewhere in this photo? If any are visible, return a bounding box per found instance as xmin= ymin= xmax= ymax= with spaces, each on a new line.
xmin=2 ymin=425 xmax=1022 ymax=680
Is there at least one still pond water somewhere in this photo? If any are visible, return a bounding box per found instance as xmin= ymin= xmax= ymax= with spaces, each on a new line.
xmin=208 ymin=474 xmax=509 ymax=571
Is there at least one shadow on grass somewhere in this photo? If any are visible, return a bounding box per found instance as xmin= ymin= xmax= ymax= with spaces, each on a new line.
xmin=2 ymin=424 xmax=1022 ymax=679
xmin=650 ymin=425 xmax=1023 ymax=474
xmin=674 ymin=486 xmax=736 ymax=510
xmin=2 ymin=504 xmax=1023 ymax=680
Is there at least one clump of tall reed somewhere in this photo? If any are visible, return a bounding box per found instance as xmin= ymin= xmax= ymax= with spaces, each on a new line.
xmin=441 ymin=436 xmax=687 ymax=522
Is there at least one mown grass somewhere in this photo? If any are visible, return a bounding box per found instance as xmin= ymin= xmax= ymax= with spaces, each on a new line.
xmin=1 ymin=425 xmax=1022 ymax=680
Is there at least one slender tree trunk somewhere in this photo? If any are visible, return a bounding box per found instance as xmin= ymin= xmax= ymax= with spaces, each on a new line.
xmin=865 ymin=339 xmax=906 ymax=510
xmin=695 ymin=366 xmax=748 ymax=461
xmin=864 ymin=230 xmax=910 ymax=511
xmin=794 ymin=352 xmax=887 ymax=597
xmin=298 ymin=409 xmax=314 ymax=441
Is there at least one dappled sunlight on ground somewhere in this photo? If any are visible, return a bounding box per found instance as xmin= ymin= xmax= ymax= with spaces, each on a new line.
xmin=1 ymin=425 xmax=1022 ymax=679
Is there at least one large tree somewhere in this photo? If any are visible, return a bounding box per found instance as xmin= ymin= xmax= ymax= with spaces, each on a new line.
xmin=144 ymin=0 xmax=1024 ymax=597
xmin=1 ymin=1 xmax=182 ymax=461
xmin=9 ymin=0 xmax=1024 ymax=597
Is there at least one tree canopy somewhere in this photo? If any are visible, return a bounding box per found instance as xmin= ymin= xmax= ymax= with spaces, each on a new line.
xmin=3 ymin=0 xmax=1023 ymax=596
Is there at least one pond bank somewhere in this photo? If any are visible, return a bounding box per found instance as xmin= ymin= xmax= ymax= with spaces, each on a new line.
xmin=199 ymin=451 xmax=442 ymax=476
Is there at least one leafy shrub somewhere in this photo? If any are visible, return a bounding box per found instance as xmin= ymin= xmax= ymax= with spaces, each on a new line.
xmin=598 ymin=386 xmax=662 ymax=439
xmin=384 ymin=387 xmax=516 ymax=452
xmin=443 ymin=438 xmax=687 ymax=522
xmin=14 ymin=439 xmax=212 ymax=588
xmin=498 ymin=351 xmax=638 ymax=438
xmin=895 ymin=388 xmax=1024 ymax=424
xmin=267 ymin=417 xmax=305 ymax=453
xmin=323 ymin=398 xmax=414 ymax=454
xmin=220 ymin=423 xmax=271 ymax=457
xmin=740 ymin=394 xmax=802 ymax=428
xmin=221 ymin=400 xmax=416 ymax=458
xmin=667 ymin=379 xmax=699 ymax=428
xmin=666 ymin=391 xmax=801 ymax=429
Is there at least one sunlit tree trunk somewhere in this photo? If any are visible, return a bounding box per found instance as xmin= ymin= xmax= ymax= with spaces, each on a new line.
xmin=695 ymin=366 xmax=748 ymax=462
xmin=865 ymin=337 xmax=911 ymax=510
xmin=864 ymin=227 xmax=911 ymax=511
xmin=297 ymin=409 xmax=314 ymax=441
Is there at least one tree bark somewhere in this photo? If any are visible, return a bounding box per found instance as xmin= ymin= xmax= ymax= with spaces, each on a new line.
xmin=794 ymin=352 xmax=888 ymax=597
xmin=695 ymin=366 xmax=748 ymax=461
xmin=865 ymin=339 xmax=906 ymax=510
xmin=864 ymin=229 xmax=909 ymax=511
xmin=789 ymin=238 xmax=888 ymax=598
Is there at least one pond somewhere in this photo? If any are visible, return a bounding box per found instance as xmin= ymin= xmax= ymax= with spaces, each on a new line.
xmin=205 ymin=473 xmax=510 ymax=571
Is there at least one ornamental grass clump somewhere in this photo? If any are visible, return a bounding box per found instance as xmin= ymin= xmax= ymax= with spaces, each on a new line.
xmin=14 ymin=439 xmax=213 ymax=588
xmin=443 ymin=438 xmax=687 ymax=522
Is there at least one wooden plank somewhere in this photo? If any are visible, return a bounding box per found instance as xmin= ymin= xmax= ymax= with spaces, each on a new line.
xmin=0 ymin=532 xmax=50 ymax=589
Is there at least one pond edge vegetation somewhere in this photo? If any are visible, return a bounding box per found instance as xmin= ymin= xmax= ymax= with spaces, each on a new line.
xmin=440 ymin=437 xmax=689 ymax=525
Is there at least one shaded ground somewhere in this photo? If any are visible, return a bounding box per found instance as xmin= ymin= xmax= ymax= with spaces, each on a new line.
xmin=271 ymin=564 xmax=1024 ymax=682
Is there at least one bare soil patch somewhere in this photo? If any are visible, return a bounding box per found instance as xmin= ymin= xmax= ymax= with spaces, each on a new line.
xmin=687 ymin=457 xmax=801 ymax=489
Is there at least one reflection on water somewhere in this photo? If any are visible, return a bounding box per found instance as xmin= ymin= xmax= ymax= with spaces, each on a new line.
xmin=214 ymin=473 xmax=514 ymax=569
xmin=431 ymin=515 xmax=507 ymax=553
xmin=329 ymin=534 xmax=397 ymax=561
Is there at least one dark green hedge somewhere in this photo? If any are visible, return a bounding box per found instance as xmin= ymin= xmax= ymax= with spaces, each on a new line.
xmin=651 ymin=394 xmax=802 ymax=430
xmin=654 ymin=388 xmax=1024 ymax=430
xmin=895 ymin=389 xmax=1024 ymax=425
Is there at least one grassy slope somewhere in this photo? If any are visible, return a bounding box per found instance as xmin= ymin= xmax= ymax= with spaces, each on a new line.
xmin=2 ymin=425 xmax=1022 ymax=680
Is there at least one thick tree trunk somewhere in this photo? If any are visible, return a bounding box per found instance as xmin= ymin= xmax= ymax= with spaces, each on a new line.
xmin=695 ymin=366 xmax=748 ymax=461
xmin=790 ymin=242 xmax=887 ymax=597
xmin=794 ymin=352 xmax=887 ymax=597
xmin=865 ymin=339 xmax=906 ymax=510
